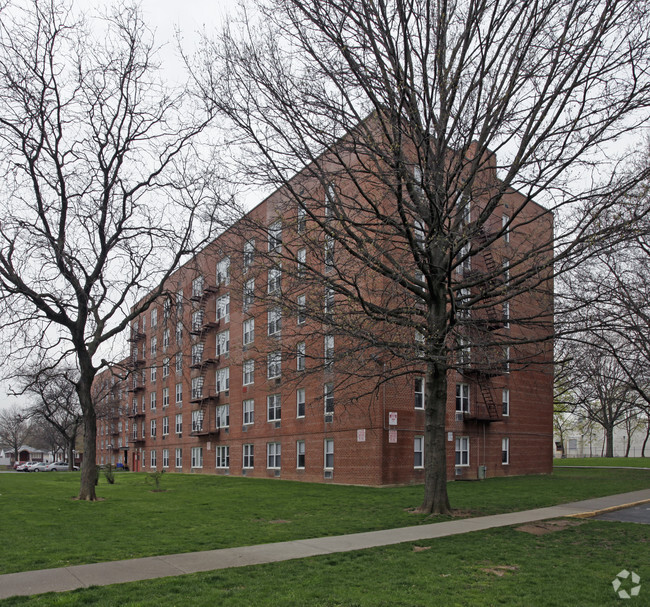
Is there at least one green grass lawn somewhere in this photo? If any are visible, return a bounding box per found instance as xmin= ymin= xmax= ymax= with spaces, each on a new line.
xmin=1 ymin=519 xmax=645 ymax=606
xmin=1 ymin=468 xmax=649 ymax=576
xmin=554 ymin=457 xmax=650 ymax=467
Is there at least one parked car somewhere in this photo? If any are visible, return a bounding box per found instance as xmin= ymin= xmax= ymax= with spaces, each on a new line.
xmin=25 ymin=461 xmax=46 ymax=471
xmin=29 ymin=462 xmax=49 ymax=472
xmin=16 ymin=461 xmax=34 ymax=471
xmin=12 ymin=461 xmax=24 ymax=470
xmin=45 ymin=461 xmax=79 ymax=471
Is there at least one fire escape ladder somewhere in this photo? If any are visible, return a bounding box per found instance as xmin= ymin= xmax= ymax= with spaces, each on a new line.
xmin=478 ymin=379 xmax=500 ymax=420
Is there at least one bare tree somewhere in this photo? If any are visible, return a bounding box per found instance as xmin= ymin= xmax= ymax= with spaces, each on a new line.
xmin=0 ymin=1 xmax=219 ymax=499
xmin=193 ymin=0 xmax=650 ymax=512
xmin=0 ymin=405 xmax=32 ymax=464
xmin=21 ymin=366 xmax=82 ymax=469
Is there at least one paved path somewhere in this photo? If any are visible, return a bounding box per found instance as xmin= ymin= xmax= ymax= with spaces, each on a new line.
xmin=2 ymin=488 xmax=650 ymax=600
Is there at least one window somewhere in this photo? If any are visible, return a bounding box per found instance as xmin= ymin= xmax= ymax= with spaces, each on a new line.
xmin=297 ymin=205 xmax=306 ymax=233
xmin=325 ymin=184 xmax=335 ymax=218
xmin=268 ymin=266 xmax=281 ymax=294
xmin=324 ymin=439 xmax=334 ymax=469
xmin=324 ymin=335 xmax=334 ymax=369
xmin=216 ymin=445 xmax=230 ymax=468
xmin=297 ymin=440 xmax=305 ymax=469
xmin=151 ymin=336 xmax=157 ymax=357
xmin=502 ymin=388 xmax=510 ymax=416
xmin=324 ymin=383 xmax=334 ymax=417
xmin=162 ymin=387 xmax=169 ymax=408
xmin=163 ymin=298 xmax=171 ymax=320
xmin=151 ymin=450 xmax=157 ymax=468
xmin=502 ymin=437 xmax=510 ymax=465
xmin=324 ymin=287 xmax=334 ymax=320
xmin=192 ymin=409 xmax=204 ymax=433
xmin=216 ymin=367 xmax=230 ymax=393
xmin=458 ymin=241 xmax=471 ymax=273
xmin=217 ymin=257 xmax=230 ymax=286
xmin=458 ymin=288 xmax=471 ymax=319
xmin=175 ymin=448 xmax=182 ymax=468
xmin=176 ymin=290 xmax=183 ymax=314
xmin=297 ymin=248 xmax=306 ymax=277
xmin=192 ymin=310 xmax=204 ymax=333
xmin=267 ymin=351 xmax=281 ymax=379
xmin=243 ymin=239 xmax=255 ymax=271
xmin=503 ymin=301 xmax=510 ymax=328
xmin=268 ymin=220 xmax=282 ymax=252
xmin=324 ymin=236 xmax=334 ymax=271
xmin=504 ymin=346 xmax=510 ymax=373
xmin=162 ymin=449 xmax=169 ymax=468
xmin=243 ymin=399 xmax=254 ymax=425
xmin=243 ymin=444 xmax=254 ymax=469
xmin=297 ymin=342 xmax=305 ymax=371
xmin=415 ymin=330 xmax=425 ymax=345
xmin=267 ymin=394 xmax=281 ymax=421
xmin=162 ymin=416 xmax=169 ymax=436
xmin=503 ymin=260 xmax=510 ymax=287
xmin=192 ymin=275 xmax=204 ymax=298
xmin=455 ymin=437 xmax=469 ymax=467
xmin=297 ymin=388 xmax=305 ymax=418
xmin=243 ymin=278 xmax=255 ymax=310
xmin=267 ymin=442 xmax=281 ymax=469
xmin=191 ymin=446 xmax=203 ymax=468
xmin=216 ymin=294 xmax=230 ymax=323
xmin=456 ymin=383 xmax=470 ymax=413
xmin=458 ymin=337 xmax=470 ymax=366
xmin=163 ymin=328 xmax=170 ymax=351
xmin=414 ymin=377 xmax=424 ymax=409
xmin=175 ymin=413 xmax=182 ymax=434
xmin=175 ymin=382 xmax=183 ymax=405
xmin=142 ymin=420 xmax=146 ymax=438
xmin=151 ymin=365 xmax=157 ymax=383
xmin=162 ymin=357 xmax=170 ymax=378
xmin=191 ymin=376 xmax=204 ymax=400
xmin=192 ymin=343 xmax=203 ymax=366
xmin=243 ymin=318 xmax=255 ymax=346
xmin=176 ymin=321 xmax=183 ymax=345
xmin=150 ymin=418 xmax=157 ymax=438
xmin=297 ymin=294 xmax=306 ymax=324
xmin=216 ymin=330 xmax=230 ymax=357
xmin=151 ymin=308 xmax=158 ymax=328
xmin=268 ymin=307 xmax=282 ymax=336
xmin=176 ymin=352 xmax=182 ymax=373
xmin=150 ymin=392 xmax=157 ymax=411
xmin=502 ymin=214 xmax=510 ymax=243
xmin=414 ymin=436 xmax=424 ymax=468
xmin=243 ymin=359 xmax=255 ymax=385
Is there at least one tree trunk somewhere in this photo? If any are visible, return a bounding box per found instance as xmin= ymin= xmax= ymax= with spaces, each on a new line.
xmin=605 ymin=426 xmax=614 ymax=457
xmin=67 ymin=437 xmax=75 ymax=470
xmin=642 ymin=421 xmax=650 ymax=457
xmin=76 ymin=375 xmax=98 ymax=500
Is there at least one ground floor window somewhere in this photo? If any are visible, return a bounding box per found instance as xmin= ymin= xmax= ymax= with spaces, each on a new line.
xmin=414 ymin=436 xmax=424 ymax=468
xmin=175 ymin=448 xmax=182 ymax=468
xmin=296 ymin=440 xmax=305 ymax=469
xmin=502 ymin=437 xmax=510 ymax=465
xmin=455 ymin=436 xmax=469 ymax=467
xmin=162 ymin=449 xmax=169 ymax=468
xmin=191 ymin=447 xmax=203 ymax=469
xmin=267 ymin=442 xmax=281 ymax=469
xmin=324 ymin=439 xmax=334 ymax=469
xmin=216 ymin=445 xmax=230 ymax=469
xmin=243 ymin=444 xmax=254 ymax=469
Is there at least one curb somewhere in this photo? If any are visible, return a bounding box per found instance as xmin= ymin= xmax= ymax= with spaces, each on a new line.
xmin=568 ymin=498 xmax=650 ymax=519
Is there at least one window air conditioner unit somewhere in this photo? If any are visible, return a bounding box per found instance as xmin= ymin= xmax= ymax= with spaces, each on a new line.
xmin=455 ymin=412 xmax=464 ymax=422
xmin=455 ymin=467 xmax=464 ymax=478
xmin=324 ymin=470 xmax=333 ymax=479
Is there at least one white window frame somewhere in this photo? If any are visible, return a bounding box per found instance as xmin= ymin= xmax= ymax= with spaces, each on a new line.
xmin=191 ymin=376 xmax=203 ymax=400
xmin=151 ymin=336 xmax=157 ymax=356
xmin=175 ymin=448 xmax=182 ymax=468
xmin=216 ymin=294 xmax=230 ymax=323
xmin=502 ymin=388 xmax=510 ymax=417
xmin=455 ymin=436 xmax=470 ymax=467
xmin=192 ymin=343 xmax=204 ymax=366
xmin=175 ymin=413 xmax=183 ymax=435
xmin=243 ymin=278 xmax=255 ymax=310
xmin=502 ymin=437 xmax=510 ymax=465
xmin=162 ymin=448 xmax=169 ymax=469
xmin=267 ymin=442 xmax=281 ymax=469
xmin=162 ymin=357 xmax=170 ymax=378
xmin=216 ymin=367 xmax=230 ymax=393
xmin=176 ymin=352 xmax=182 ymax=373
xmin=268 ymin=307 xmax=282 ymax=336
xmin=191 ymin=446 xmax=203 ymax=469
xmin=217 ymin=257 xmax=231 ymax=286
xmin=297 ymin=294 xmax=306 ymax=324
xmin=216 ymin=329 xmax=230 ymax=357
xmin=150 ymin=418 xmax=157 ymax=438
xmin=162 ymin=387 xmax=169 ymax=408
xmin=150 ymin=308 xmax=158 ymax=328
xmin=191 ymin=409 xmax=204 ymax=433
xmin=297 ymin=388 xmax=305 ymax=418
xmin=268 ymin=266 xmax=281 ymax=294
xmin=216 ymin=404 xmax=230 ymax=429
xmin=243 ymin=359 xmax=254 ymax=386
xmin=502 ymin=214 xmax=510 ymax=243
xmin=267 ymin=351 xmax=281 ymax=380
xmin=324 ymin=335 xmax=334 ymax=369
xmin=243 ymin=444 xmax=254 ymax=469
xmin=151 ymin=365 xmax=157 ymax=383
xmin=414 ymin=436 xmax=424 ymax=468
xmin=324 ymin=383 xmax=334 ymax=417
xmin=324 ymin=439 xmax=334 ymax=470
xmin=297 ymin=440 xmax=305 ymax=469
xmin=243 ymin=399 xmax=254 ymax=425
xmin=192 ymin=275 xmax=204 ymax=298
xmin=414 ymin=377 xmax=425 ymax=409
xmin=216 ymin=445 xmax=230 ymax=469
xmin=243 ymin=318 xmax=255 ymax=346
xmin=175 ymin=382 xmax=182 ymax=405
xmin=267 ymin=394 xmax=281 ymax=422
xmin=162 ymin=328 xmax=169 ymax=351
xmin=297 ymin=248 xmax=306 ymax=277
xmin=162 ymin=416 xmax=169 ymax=436
xmin=150 ymin=392 xmax=157 ymax=411
xmin=456 ymin=383 xmax=470 ymax=413
xmin=297 ymin=342 xmax=306 ymax=371
xmin=268 ymin=220 xmax=282 ymax=252
xmin=150 ymin=449 xmax=157 ymax=469
xmin=244 ymin=239 xmax=255 ymax=271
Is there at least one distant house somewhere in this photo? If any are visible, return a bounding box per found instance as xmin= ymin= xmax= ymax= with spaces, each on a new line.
xmin=1 ymin=445 xmax=50 ymax=465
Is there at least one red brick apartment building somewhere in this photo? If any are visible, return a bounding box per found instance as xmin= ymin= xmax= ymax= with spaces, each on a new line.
xmin=95 ymin=145 xmax=554 ymax=485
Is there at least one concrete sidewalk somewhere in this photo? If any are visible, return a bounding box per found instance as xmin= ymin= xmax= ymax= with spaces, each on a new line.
xmin=2 ymin=488 xmax=650 ymax=600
